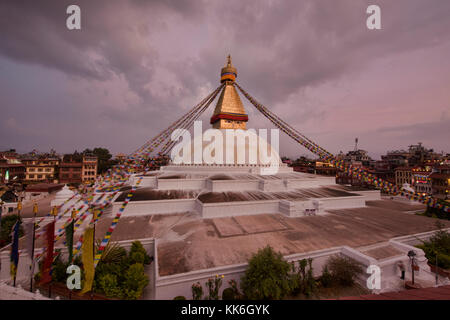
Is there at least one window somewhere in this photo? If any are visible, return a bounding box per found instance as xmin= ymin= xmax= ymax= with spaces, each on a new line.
xmin=38 ymin=168 xmax=43 ymax=172
xmin=37 ymin=175 xmax=42 ymax=179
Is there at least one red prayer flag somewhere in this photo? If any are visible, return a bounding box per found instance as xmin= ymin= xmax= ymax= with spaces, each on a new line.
xmin=39 ymin=221 xmax=55 ymax=285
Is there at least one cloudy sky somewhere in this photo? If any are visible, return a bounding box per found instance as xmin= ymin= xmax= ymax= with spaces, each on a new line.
xmin=0 ymin=0 xmax=449 ymax=159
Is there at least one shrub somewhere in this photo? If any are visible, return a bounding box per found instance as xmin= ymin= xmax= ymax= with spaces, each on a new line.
xmin=241 ymin=246 xmax=293 ymax=300
xmin=416 ymin=223 xmax=450 ymax=269
xmin=98 ymin=241 xmax=127 ymax=264
xmin=51 ymin=254 xmax=68 ymax=283
xmin=228 ymin=279 xmax=242 ymax=300
xmin=325 ymin=255 xmax=363 ymax=287
xmin=98 ymin=273 xmax=122 ymax=298
xmin=129 ymin=241 xmax=152 ymax=264
xmin=291 ymin=258 xmax=316 ymax=297
xmin=192 ymin=282 xmax=203 ymax=300
xmin=130 ymin=251 xmax=145 ymax=265
xmin=173 ymin=296 xmax=186 ymax=300
xmin=122 ymin=263 xmax=149 ymax=300
xmin=319 ymin=265 xmax=333 ymax=288
xmin=206 ymin=275 xmax=224 ymax=300
xmin=222 ymin=287 xmax=236 ymax=300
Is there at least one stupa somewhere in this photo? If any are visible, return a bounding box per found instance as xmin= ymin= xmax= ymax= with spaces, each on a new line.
xmin=117 ymin=56 xmax=381 ymax=219
xmin=170 ymin=55 xmax=285 ymax=172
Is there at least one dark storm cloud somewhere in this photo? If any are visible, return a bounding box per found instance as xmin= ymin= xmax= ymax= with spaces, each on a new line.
xmin=0 ymin=0 xmax=449 ymax=156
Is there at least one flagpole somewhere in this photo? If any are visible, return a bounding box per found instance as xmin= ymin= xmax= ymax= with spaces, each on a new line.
xmin=69 ymin=208 xmax=76 ymax=300
xmin=29 ymin=203 xmax=37 ymax=292
xmin=48 ymin=206 xmax=57 ymax=298
xmin=91 ymin=206 xmax=96 ymax=300
xmin=13 ymin=200 xmax=22 ymax=287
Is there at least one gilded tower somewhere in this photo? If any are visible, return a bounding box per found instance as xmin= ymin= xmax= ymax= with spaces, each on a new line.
xmin=210 ymin=55 xmax=248 ymax=130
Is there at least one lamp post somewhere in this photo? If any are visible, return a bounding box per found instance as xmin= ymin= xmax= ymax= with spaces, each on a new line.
xmin=407 ymin=250 xmax=417 ymax=285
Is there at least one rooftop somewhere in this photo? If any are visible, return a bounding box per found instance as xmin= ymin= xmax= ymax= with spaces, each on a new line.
xmin=92 ymin=199 xmax=448 ymax=276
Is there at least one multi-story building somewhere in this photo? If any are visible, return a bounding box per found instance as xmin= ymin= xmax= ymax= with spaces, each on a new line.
xmin=395 ymin=167 xmax=412 ymax=187
xmin=0 ymin=163 xmax=26 ymax=184
xmin=59 ymin=154 xmax=83 ymax=184
xmin=22 ymin=155 xmax=60 ymax=183
xmin=314 ymin=161 xmax=337 ymax=176
xmin=411 ymin=167 xmax=432 ymax=195
xmin=82 ymin=155 xmax=98 ymax=183
xmin=0 ymin=150 xmax=26 ymax=183
xmin=430 ymin=165 xmax=450 ymax=199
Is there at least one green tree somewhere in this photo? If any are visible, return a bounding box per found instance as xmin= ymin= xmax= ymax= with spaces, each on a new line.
xmin=416 ymin=222 xmax=450 ymax=269
xmin=241 ymin=246 xmax=293 ymax=300
xmin=325 ymin=255 xmax=363 ymax=287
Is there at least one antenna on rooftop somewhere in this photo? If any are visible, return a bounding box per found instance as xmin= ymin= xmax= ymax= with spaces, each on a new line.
xmin=354 ymin=138 xmax=358 ymax=152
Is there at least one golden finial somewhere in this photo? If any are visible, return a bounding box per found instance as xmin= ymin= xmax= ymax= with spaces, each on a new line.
xmin=226 ymin=54 xmax=232 ymax=67
xmin=51 ymin=206 xmax=58 ymax=216
xmin=33 ymin=202 xmax=38 ymax=215
xmin=220 ymin=54 xmax=237 ymax=83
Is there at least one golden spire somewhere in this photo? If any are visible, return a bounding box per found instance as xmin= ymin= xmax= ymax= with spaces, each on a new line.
xmin=211 ymin=55 xmax=248 ymax=129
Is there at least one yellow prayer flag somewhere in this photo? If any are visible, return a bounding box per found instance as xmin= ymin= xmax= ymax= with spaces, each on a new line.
xmin=80 ymin=227 xmax=95 ymax=295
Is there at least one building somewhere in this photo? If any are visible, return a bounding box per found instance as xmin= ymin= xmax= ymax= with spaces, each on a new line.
xmin=22 ymin=155 xmax=60 ymax=183
xmin=411 ymin=167 xmax=432 ymax=195
xmin=430 ymin=164 xmax=450 ymax=199
xmin=314 ymin=160 xmax=337 ymax=176
xmin=81 ymin=155 xmax=98 ymax=183
xmin=395 ymin=167 xmax=413 ymax=187
xmin=0 ymin=150 xmax=25 ymax=183
xmin=115 ymin=153 xmax=127 ymax=164
xmin=59 ymin=154 xmax=83 ymax=184
xmin=0 ymin=162 xmax=26 ymax=184
xmin=24 ymin=183 xmax=63 ymax=201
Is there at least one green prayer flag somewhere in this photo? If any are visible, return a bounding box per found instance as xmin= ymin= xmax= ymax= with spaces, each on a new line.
xmin=65 ymin=220 xmax=74 ymax=264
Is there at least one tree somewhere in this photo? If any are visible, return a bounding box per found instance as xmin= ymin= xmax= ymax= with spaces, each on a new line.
xmin=325 ymin=255 xmax=363 ymax=287
xmin=241 ymin=246 xmax=293 ymax=300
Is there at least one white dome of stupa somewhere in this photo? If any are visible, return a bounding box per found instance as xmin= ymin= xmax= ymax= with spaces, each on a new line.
xmin=171 ymin=129 xmax=283 ymax=168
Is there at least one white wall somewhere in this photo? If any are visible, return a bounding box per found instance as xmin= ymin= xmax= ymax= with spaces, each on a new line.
xmin=157 ymin=179 xmax=205 ymax=190
xmin=114 ymin=199 xmax=196 ymax=217
xmin=200 ymin=200 xmax=280 ymax=218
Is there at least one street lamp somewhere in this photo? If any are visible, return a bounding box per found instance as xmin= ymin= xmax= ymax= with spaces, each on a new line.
xmin=407 ymin=250 xmax=417 ymax=285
